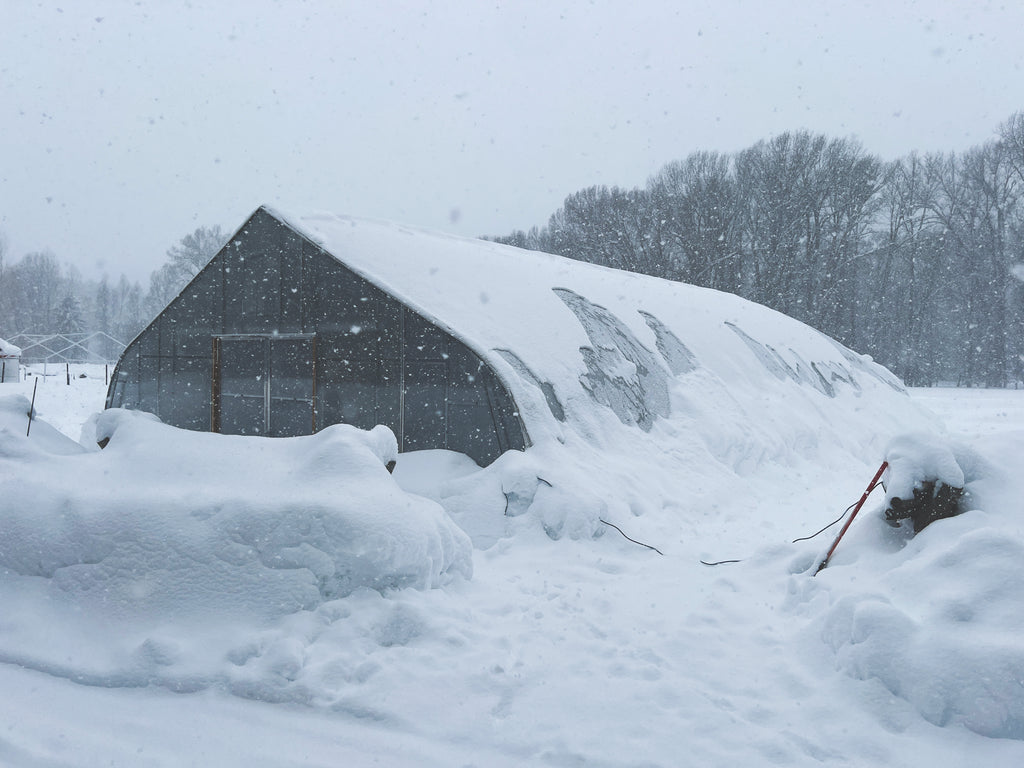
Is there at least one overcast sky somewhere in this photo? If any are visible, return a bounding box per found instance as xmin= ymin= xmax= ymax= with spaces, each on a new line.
xmin=2 ymin=0 xmax=1023 ymax=283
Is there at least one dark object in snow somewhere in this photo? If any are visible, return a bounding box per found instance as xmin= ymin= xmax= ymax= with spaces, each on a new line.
xmin=598 ymin=518 xmax=664 ymax=555
xmin=884 ymin=480 xmax=964 ymax=533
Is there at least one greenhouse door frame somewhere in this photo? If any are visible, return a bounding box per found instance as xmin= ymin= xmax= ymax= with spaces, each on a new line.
xmin=211 ymin=333 xmax=317 ymax=436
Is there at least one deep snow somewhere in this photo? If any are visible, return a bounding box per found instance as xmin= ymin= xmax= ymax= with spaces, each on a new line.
xmin=1 ymin=365 xmax=1023 ymax=767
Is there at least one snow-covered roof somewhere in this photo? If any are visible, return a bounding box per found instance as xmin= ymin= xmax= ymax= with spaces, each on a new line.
xmin=0 ymin=338 xmax=21 ymax=358
xmin=265 ymin=207 xmax=933 ymax=479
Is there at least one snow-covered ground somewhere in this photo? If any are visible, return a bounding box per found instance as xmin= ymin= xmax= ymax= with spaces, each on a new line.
xmin=1 ymin=366 xmax=1023 ymax=767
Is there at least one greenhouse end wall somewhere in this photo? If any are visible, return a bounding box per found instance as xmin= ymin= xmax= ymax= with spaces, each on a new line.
xmin=106 ymin=209 xmax=525 ymax=465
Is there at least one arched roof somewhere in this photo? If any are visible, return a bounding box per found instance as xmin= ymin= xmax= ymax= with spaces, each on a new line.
xmin=263 ymin=207 xmax=929 ymax=469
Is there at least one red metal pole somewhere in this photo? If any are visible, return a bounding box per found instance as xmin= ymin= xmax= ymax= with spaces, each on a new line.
xmin=815 ymin=461 xmax=889 ymax=575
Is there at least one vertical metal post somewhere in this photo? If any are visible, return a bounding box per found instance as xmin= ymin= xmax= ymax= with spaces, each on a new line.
xmin=310 ymin=335 xmax=318 ymax=433
xmin=398 ymin=307 xmax=406 ymax=451
xmin=211 ymin=337 xmax=222 ymax=432
xmin=263 ymin=338 xmax=271 ymax=436
xmin=26 ymin=378 xmax=38 ymax=437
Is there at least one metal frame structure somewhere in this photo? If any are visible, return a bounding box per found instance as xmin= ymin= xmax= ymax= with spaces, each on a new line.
xmin=6 ymin=332 xmax=126 ymax=364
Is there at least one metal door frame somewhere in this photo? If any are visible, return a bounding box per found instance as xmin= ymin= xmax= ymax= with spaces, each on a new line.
xmin=211 ymin=333 xmax=317 ymax=435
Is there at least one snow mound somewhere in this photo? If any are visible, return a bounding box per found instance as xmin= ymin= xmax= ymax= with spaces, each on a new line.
xmin=883 ymin=432 xmax=966 ymax=503
xmin=0 ymin=407 xmax=471 ymax=622
xmin=391 ymin=445 xmax=629 ymax=548
xmin=823 ymin=519 xmax=1024 ymax=738
xmin=0 ymin=393 xmax=87 ymax=457
xmin=815 ymin=430 xmax=1024 ymax=739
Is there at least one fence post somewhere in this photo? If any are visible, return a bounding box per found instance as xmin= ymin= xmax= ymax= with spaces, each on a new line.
xmin=26 ymin=378 xmax=38 ymax=437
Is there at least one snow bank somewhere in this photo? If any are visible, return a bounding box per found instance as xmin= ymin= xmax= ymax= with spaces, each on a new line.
xmin=4 ymin=374 xmax=1024 ymax=765
xmin=813 ymin=428 xmax=1024 ymax=739
xmin=823 ymin=520 xmax=1024 ymax=738
xmin=0 ymin=392 xmax=87 ymax=458
xmin=0 ymin=400 xmax=472 ymax=622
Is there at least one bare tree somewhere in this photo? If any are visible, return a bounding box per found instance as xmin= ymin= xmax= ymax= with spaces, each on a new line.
xmin=7 ymin=250 xmax=62 ymax=332
xmin=927 ymin=143 xmax=1021 ymax=385
xmin=648 ymin=152 xmax=741 ymax=290
xmin=493 ymin=115 xmax=1024 ymax=387
xmin=166 ymin=225 xmax=227 ymax=283
xmin=142 ymin=224 xmax=227 ymax=320
xmin=546 ymin=186 xmax=668 ymax=277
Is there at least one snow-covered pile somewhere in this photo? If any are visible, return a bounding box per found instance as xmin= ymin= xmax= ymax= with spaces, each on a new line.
xmin=882 ymin=432 xmax=969 ymax=504
xmin=821 ymin=515 xmax=1024 ymax=739
xmin=0 ymin=399 xmax=471 ymax=623
xmin=0 ymin=392 xmax=87 ymax=456
xmin=277 ymin=209 xmax=943 ymax=540
xmin=811 ymin=430 xmax=1024 ymax=739
xmin=3 ymin=368 xmax=1024 ymax=765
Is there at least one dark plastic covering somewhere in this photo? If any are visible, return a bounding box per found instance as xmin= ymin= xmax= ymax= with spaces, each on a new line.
xmin=106 ymin=208 xmax=526 ymax=465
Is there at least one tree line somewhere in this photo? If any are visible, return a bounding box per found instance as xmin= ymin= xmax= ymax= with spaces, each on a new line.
xmin=0 ymin=225 xmax=226 ymax=360
xmin=4 ymin=113 xmax=1023 ymax=385
xmin=493 ymin=114 xmax=1024 ymax=387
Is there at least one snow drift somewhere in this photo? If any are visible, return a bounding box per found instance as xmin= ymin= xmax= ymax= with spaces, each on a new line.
xmin=812 ymin=430 xmax=1024 ymax=740
xmin=3 ymin=366 xmax=1024 ymax=765
xmin=0 ymin=400 xmax=472 ymax=622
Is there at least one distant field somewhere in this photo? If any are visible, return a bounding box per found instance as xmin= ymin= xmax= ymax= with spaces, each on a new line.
xmin=910 ymin=386 xmax=1024 ymax=437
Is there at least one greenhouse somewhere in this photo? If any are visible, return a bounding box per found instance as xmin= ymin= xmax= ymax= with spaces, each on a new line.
xmin=108 ymin=205 xmax=914 ymax=469
xmin=107 ymin=207 xmax=525 ymax=465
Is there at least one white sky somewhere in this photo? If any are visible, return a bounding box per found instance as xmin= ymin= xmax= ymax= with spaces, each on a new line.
xmin=1 ymin=0 xmax=1022 ymax=283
